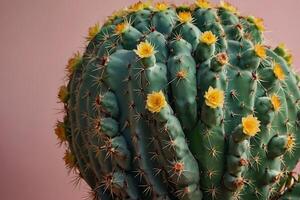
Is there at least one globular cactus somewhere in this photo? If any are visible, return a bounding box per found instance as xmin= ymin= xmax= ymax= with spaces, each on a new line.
xmin=55 ymin=1 xmax=300 ymax=199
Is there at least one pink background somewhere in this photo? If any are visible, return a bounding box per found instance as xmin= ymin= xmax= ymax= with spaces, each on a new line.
xmin=0 ymin=0 xmax=299 ymax=199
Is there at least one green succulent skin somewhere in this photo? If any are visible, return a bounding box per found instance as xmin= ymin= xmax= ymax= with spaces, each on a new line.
xmin=57 ymin=2 xmax=300 ymax=200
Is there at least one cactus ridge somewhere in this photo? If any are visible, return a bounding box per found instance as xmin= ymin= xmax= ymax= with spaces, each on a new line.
xmin=56 ymin=1 xmax=300 ymax=200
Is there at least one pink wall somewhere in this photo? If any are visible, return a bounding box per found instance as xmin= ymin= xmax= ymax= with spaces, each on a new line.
xmin=0 ymin=0 xmax=299 ymax=199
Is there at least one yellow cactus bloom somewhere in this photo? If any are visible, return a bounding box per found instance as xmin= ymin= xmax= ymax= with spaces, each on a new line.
xmin=278 ymin=43 xmax=286 ymax=50
xmin=155 ymin=2 xmax=168 ymax=11
xmin=200 ymin=31 xmax=218 ymax=45
xmin=109 ymin=9 xmax=128 ymax=21
xmin=195 ymin=0 xmax=212 ymax=9
xmin=271 ymin=94 xmax=281 ymax=112
xmin=129 ymin=1 xmax=148 ymax=12
xmin=58 ymin=85 xmax=69 ymax=103
xmin=273 ymin=63 xmax=285 ymax=81
xmin=254 ymin=44 xmax=267 ymax=59
xmin=86 ymin=23 xmax=100 ymax=41
xmin=146 ymin=91 xmax=167 ymax=113
xmin=115 ymin=22 xmax=129 ymax=34
xmin=204 ymin=86 xmax=224 ymax=109
xmin=177 ymin=11 xmax=193 ymax=23
xmin=55 ymin=121 xmax=66 ymax=142
xmin=286 ymin=134 xmax=295 ymax=153
xmin=66 ymin=52 xmax=81 ymax=75
xmin=220 ymin=1 xmax=237 ymax=13
xmin=134 ymin=41 xmax=156 ymax=58
xmin=216 ymin=52 xmax=229 ymax=65
xmin=242 ymin=115 xmax=261 ymax=136
xmin=253 ymin=17 xmax=265 ymax=32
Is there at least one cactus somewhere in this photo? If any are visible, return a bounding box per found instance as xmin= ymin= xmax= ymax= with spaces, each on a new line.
xmin=55 ymin=1 xmax=300 ymax=199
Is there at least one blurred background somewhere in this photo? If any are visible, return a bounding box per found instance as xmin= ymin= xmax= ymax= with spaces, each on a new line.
xmin=0 ymin=0 xmax=299 ymax=199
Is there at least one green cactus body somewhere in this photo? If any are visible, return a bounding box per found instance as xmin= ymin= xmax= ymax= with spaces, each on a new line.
xmin=56 ymin=1 xmax=300 ymax=200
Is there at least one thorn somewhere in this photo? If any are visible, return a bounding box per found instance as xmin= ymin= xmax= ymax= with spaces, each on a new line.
xmin=134 ymin=167 xmax=145 ymax=182
xmin=149 ymin=151 xmax=160 ymax=161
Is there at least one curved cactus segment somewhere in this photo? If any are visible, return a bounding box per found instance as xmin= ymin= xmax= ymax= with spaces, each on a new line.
xmin=150 ymin=104 xmax=202 ymax=200
xmin=68 ymin=54 xmax=98 ymax=188
xmin=167 ymin=39 xmax=198 ymax=130
xmin=104 ymin=49 xmax=170 ymax=198
xmin=190 ymin=40 xmax=228 ymax=199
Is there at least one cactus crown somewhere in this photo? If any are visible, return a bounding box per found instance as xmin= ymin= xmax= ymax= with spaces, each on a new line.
xmin=56 ymin=1 xmax=300 ymax=200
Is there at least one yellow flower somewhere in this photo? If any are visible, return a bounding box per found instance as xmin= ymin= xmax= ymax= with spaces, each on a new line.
xmin=58 ymin=85 xmax=69 ymax=103
xmin=195 ymin=0 xmax=212 ymax=9
xmin=220 ymin=1 xmax=237 ymax=13
xmin=55 ymin=121 xmax=66 ymax=143
xmin=66 ymin=52 xmax=81 ymax=75
xmin=200 ymin=31 xmax=218 ymax=45
xmin=115 ymin=22 xmax=129 ymax=34
xmin=86 ymin=23 xmax=100 ymax=41
xmin=134 ymin=41 xmax=156 ymax=58
xmin=146 ymin=91 xmax=167 ymax=113
xmin=155 ymin=2 xmax=168 ymax=11
xmin=271 ymin=94 xmax=281 ymax=112
xmin=242 ymin=115 xmax=261 ymax=136
xmin=286 ymin=134 xmax=295 ymax=153
xmin=129 ymin=1 xmax=149 ymax=12
xmin=254 ymin=44 xmax=267 ymax=59
xmin=177 ymin=11 xmax=193 ymax=23
xmin=252 ymin=17 xmax=265 ymax=32
xmin=216 ymin=52 xmax=229 ymax=65
xmin=278 ymin=43 xmax=286 ymax=49
xmin=204 ymin=86 xmax=224 ymax=109
xmin=109 ymin=9 xmax=128 ymax=21
xmin=273 ymin=63 xmax=285 ymax=81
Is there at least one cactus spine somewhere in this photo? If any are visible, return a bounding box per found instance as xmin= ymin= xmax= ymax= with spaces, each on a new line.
xmin=56 ymin=1 xmax=300 ymax=199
